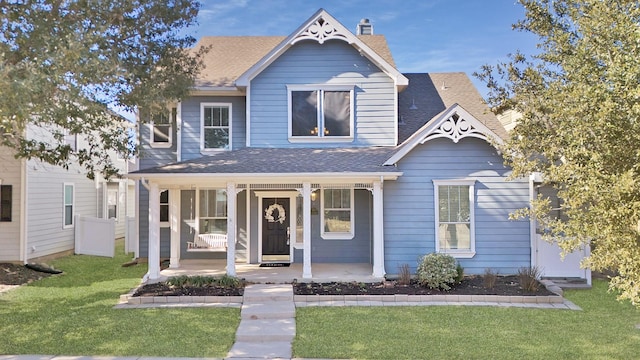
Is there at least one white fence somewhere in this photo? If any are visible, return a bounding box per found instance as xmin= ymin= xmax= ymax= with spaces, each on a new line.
xmin=75 ymin=216 xmax=115 ymax=257
xmin=125 ymin=216 xmax=137 ymax=256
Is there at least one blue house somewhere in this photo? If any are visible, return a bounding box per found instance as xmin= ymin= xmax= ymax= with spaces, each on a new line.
xmin=130 ymin=9 xmax=587 ymax=282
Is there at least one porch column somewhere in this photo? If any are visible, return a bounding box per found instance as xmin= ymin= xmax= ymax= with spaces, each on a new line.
xmin=226 ymin=182 xmax=237 ymax=277
xmin=169 ymin=187 xmax=180 ymax=269
xmin=372 ymin=180 xmax=386 ymax=278
xmin=148 ymin=181 xmax=161 ymax=280
xmin=302 ymin=183 xmax=312 ymax=279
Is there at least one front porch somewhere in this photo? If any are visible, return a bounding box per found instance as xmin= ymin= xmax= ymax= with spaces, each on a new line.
xmin=159 ymin=260 xmax=381 ymax=283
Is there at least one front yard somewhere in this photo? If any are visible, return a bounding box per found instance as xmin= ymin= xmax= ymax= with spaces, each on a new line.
xmin=1 ymin=245 xmax=639 ymax=359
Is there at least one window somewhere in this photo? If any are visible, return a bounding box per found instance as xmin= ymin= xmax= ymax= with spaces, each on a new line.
xmin=288 ymin=85 xmax=353 ymax=140
xmin=63 ymin=183 xmax=74 ymax=228
xmin=63 ymin=130 xmax=77 ymax=151
xmin=107 ymin=188 xmax=118 ymax=220
xmin=201 ymin=103 xmax=231 ymax=151
xmin=159 ymin=190 xmax=169 ymax=227
xmin=149 ymin=108 xmax=175 ymax=147
xmin=0 ymin=185 xmax=12 ymax=222
xmin=433 ymin=180 xmax=476 ymax=258
xmin=321 ymin=188 xmax=354 ymax=239
xmin=199 ymin=189 xmax=227 ymax=234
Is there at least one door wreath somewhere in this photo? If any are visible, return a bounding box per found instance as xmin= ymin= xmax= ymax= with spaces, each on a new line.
xmin=264 ymin=203 xmax=286 ymax=224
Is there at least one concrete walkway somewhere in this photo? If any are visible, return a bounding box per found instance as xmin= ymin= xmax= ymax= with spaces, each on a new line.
xmin=226 ymin=284 xmax=295 ymax=359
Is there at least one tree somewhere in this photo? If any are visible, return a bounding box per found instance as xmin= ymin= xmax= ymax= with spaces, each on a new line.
xmin=476 ymin=0 xmax=640 ymax=306
xmin=0 ymin=0 xmax=207 ymax=179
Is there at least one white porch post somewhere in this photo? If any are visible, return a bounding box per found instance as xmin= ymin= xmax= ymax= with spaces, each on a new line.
xmin=169 ymin=188 xmax=180 ymax=269
xmin=148 ymin=182 xmax=161 ymax=280
xmin=226 ymin=182 xmax=237 ymax=276
xmin=372 ymin=180 xmax=386 ymax=278
xmin=302 ymin=183 xmax=312 ymax=279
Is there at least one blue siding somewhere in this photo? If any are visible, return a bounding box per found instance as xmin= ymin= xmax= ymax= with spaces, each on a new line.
xmin=249 ymin=40 xmax=397 ymax=147
xmin=138 ymin=187 xmax=171 ymax=258
xmin=384 ymin=137 xmax=531 ymax=275
xmin=180 ymin=96 xmax=246 ymax=161
xmin=138 ymin=123 xmax=176 ymax=169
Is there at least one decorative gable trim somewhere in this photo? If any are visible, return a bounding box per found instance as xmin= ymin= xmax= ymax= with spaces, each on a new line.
xmin=292 ymin=17 xmax=350 ymax=45
xmin=384 ymin=104 xmax=504 ymax=166
xmin=236 ymin=9 xmax=408 ymax=89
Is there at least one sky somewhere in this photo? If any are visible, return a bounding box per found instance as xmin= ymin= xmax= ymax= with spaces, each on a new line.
xmin=187 ymin=0 xmax=540 ymax=96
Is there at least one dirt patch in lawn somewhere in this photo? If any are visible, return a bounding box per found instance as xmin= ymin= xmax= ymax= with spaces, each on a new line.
xmin=131 ymin=275 xmax=557 ymax=297
xmin=0 ymin=263 xmax=58 ymax=293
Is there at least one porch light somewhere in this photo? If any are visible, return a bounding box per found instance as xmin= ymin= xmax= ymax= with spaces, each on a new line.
xmin=311 ymin=190 xmax=317 ymax=202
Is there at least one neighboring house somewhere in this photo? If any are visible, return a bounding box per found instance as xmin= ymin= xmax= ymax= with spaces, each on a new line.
xmin=0 ymin=123 xmax=135 ymax=263
xmin=129 ymin=9 xmax=588 ymax=282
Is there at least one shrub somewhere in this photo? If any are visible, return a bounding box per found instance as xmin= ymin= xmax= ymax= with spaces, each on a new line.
xmin=416 ymin=253 xmax=458 ymax=290
xmin=483 ymin=268 xmax=497 ymax=289
xmin=455 ymin=263 xmax=465 ymax=284
xmin=398 ymin=263 xmax=412 ymax=285
xmin=517 ymin=266 xmax=542 ymax=292
xmin=166 ymin=275 xmax=241 ymax=288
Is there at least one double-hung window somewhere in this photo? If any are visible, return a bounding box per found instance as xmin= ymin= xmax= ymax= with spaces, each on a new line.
xmin=63 ymin=183 xmax=74 ymax=228
xmin=288 ymin=85 xmax=353 ymax=141
xmin=201 ymin=103 xmax=231 ymax=151
xmin=199 ymin=189 xmax=227 ymax=235
xmin=321 ymin=188 xmax=354 ymax=239
xmin=433 ymin=180 xmax=476 ymax=258
xmin=149 ymin=108 xmax=175 ymax=147
xmin=0 ymin=185 xmax=12 ymax=222
xmin=107 ymin=188 xmax=118 ymax=220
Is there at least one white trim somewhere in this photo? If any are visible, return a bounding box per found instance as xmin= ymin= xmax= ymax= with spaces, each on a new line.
xmin=226 ymin=182 xmax=237 ymax=276
xmin=235 ymin=9 xmax=408 ymax=90
xmin=176 ymin=102 xmax=182 ymax=162
xmin=287 ymin=85 xmax=354 ymax=141
xmin=320 ymin=187 xmax=355 ymax=240
xmin=148 ymin=119 xmax=173 ymax=149
xmin=20 ymin=158 xmax=27 ymax=263
xmin=371 ymin=180 xmax=385 ymax=277
xmin=127 ymin=172 xmax=403 ymax=184
xmin=433 ymin=179 xmax=476 ymax=258
xmin=246 ymin=84 xmax=251 ymax=147
xmin=254 ymin=191 xmax=298 ymax=263
xmin=169 ymin=188 xmax=180 ymax=269
xmin=384 ymin=104 xmax=504 ymax=166
xmin=302 ymin=183 xmax=312 ymax=278
xmin=245 ymin=187 xmax=251 ymax=263
xmin=62 ymin=183 xmax=75 ymax=229
xmin=200 ymin=102 xmax=232 ymax=152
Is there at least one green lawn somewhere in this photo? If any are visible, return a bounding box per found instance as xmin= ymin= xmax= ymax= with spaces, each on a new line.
xmin=0 ymin=244 xmax=240 ymax=358
xmin=294 ymin=280 xmax=640 ymax=360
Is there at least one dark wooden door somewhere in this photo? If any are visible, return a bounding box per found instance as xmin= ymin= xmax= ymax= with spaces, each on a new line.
xmin=261 ymin=198 xmax=290 ymax=261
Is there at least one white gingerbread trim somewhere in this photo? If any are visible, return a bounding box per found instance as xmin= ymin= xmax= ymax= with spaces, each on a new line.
xmin=292 ymin=17 xmax=350 ymax=44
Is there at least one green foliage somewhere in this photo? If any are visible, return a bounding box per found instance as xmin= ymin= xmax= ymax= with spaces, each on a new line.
xmin=455 ymin=263 xmax=465 ymax=284
xmin=517 ymin=266 xmax=542 ymax=292
xmin=416 ymin=253 xmax=458 ymax=290
xmin=476 ymin=0 xmax=640 ymax=307
xmin=166 ymin=274 xmax=242 ymax=288
xmin=0 ymin=0 xmax=208 ymax=178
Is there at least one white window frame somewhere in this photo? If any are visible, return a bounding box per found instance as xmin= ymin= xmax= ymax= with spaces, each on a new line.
xmin=200 ymin=102 xmax=232 ymax=153
xmin=149 ymin=108 xmax=174 ymax=148
xmin=320 ymin=187 xmax=355 ymax=240
xmin=63 ymin=130 xmax=77 ymax=151
xmin=287 ymin=84 xmax=354 ymax=142
xmin=107 ymin=188 xmax=118 ymax=221
xmin=63 ymin=183 xmax=74 ymax=229
xmin=159 ymin=190 xmax=170 ymax=228
xmin=196 ymin=188 xmax=228 ymax=235
xmin=433 ymin=179 xmax=476 ymax=258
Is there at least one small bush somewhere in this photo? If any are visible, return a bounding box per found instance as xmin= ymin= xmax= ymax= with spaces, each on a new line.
xmin=517 ymin=266 xmax=542 ymax=292
xmin=455 ymin=263 xmax=464 ymax=284
xmin=416 ymin=253 xmax=458 ymax=290
xmin=398 ymin=263 xmax=411 ymax=285
xmin=483 ymin=268 xmax=497 ymax=289
xmin=166 ymin=275 xmax=241 ymax=288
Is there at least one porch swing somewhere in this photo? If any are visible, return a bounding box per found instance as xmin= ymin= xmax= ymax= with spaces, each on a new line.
xmin=187 ymin=233 xmax=229 ymax=252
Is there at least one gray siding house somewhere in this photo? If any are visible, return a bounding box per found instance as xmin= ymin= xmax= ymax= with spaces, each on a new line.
xmin=131 ymin=9 xmax=582 ymax=281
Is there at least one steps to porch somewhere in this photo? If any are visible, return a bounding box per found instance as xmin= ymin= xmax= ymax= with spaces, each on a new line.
xmin=227 ymin=284 xmax=295 ymax=359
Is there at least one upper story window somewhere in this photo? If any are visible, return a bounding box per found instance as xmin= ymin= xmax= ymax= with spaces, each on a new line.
xmin=149 ymin=108 xmax=175 ymax=148
xmin=288 ymin=85 xmax=354 ymax=142
xmin=433 ymin=180 xmax=476 ymax=258
xmin=201 ymin=103 xmax=231 ymax=152
xmin=63 ymin=129 xmax=77 ymax=151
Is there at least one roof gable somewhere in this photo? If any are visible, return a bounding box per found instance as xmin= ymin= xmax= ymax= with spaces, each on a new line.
xmin=235 ymin=9 xmax=408 ymax=90
xmin=385 ymin=103 xmax=504 ymax=165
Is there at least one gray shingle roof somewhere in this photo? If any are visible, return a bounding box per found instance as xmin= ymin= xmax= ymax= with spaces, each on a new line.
xmin=398 ymin=73 xmax=507 ymax=143
xmin=133 ymin=147 xmax=398 ymax=175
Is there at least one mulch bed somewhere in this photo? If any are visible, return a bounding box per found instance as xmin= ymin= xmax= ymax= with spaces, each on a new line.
xmin=132 ymin=282 xmax=244 ymax=297
xmin=0 ymin=263 xmax=57 ymax=285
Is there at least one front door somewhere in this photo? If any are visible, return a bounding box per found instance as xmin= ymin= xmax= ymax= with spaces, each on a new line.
xmin=261 ymin=198 xmax=290 ymax=262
